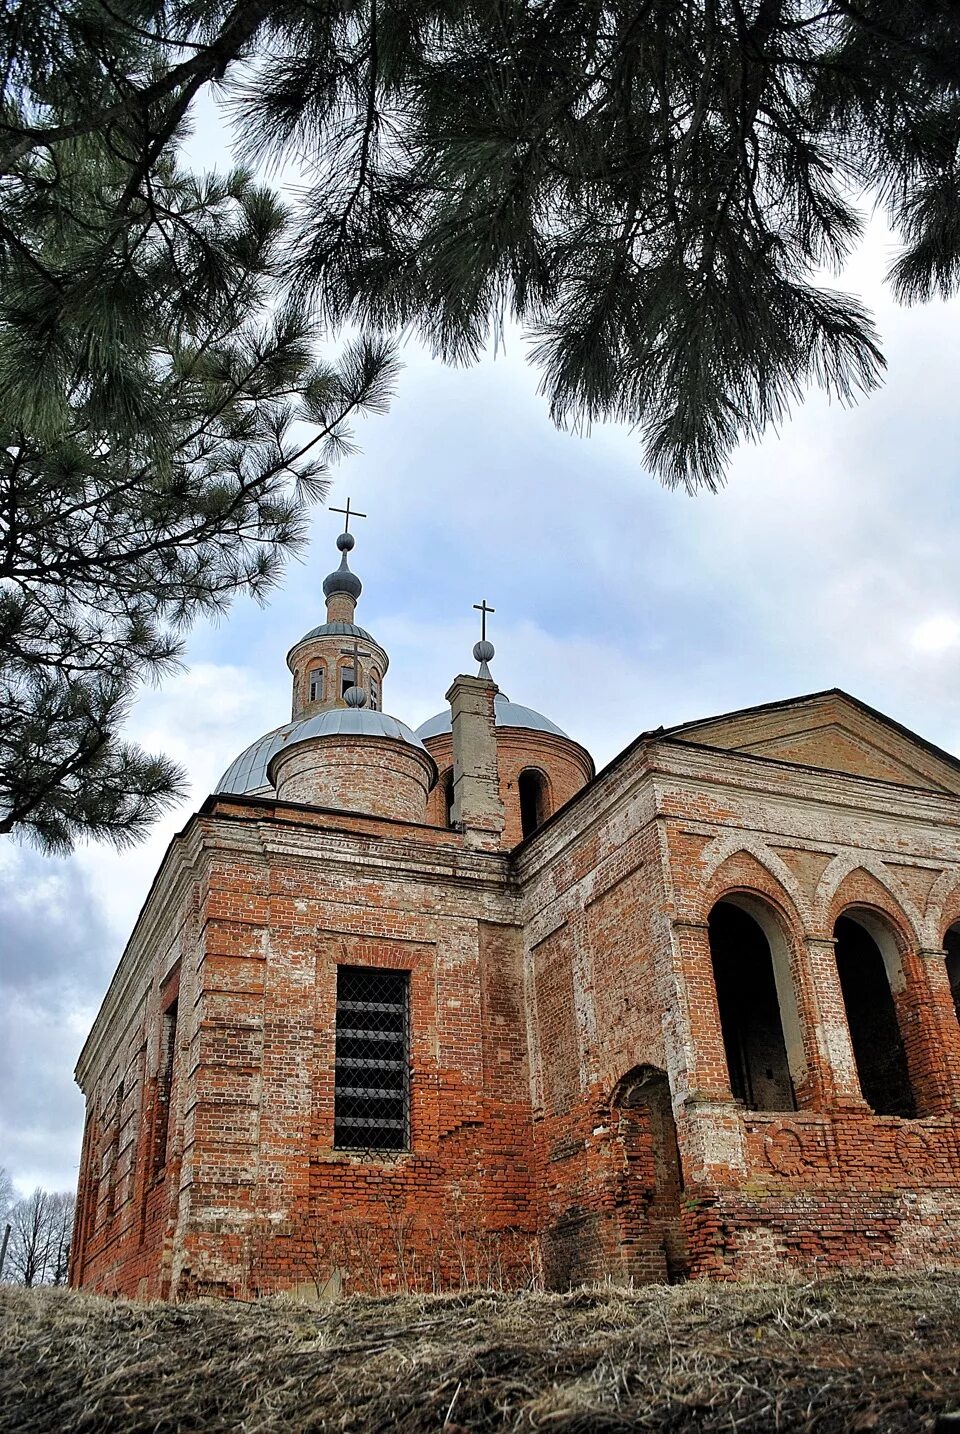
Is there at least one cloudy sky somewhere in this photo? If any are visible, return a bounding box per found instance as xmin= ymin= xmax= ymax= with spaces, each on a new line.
xmin=3 ymin=103 xmax=960 ymax=1199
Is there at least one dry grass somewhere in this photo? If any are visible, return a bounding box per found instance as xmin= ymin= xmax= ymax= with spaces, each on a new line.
xmin=2 ymin=1276 xmax=960 ymax=1432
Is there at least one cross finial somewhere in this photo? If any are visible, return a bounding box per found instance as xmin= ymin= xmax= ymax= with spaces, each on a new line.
xmin=330 ymin=497 xmax=367 ymax=534
xmin=473 ymin=599 xmax=495 ymax=643
xmin=472 ymin=599 xmax=496 ymax=679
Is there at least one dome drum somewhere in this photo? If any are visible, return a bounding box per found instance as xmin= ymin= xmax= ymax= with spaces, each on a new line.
xmin=422 ymin=704 xmax=594 ymax=846
xmin=270 ymin=733 xmax=435 ymax=823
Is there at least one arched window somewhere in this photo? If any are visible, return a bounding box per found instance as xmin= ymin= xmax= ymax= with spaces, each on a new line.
xmin=340 ymin=662 xmax=355 ymax=698
xmin=944 ymin=923 xmax=960 ymax=1027
xmin=369 ymin=673 xmax=380 ymax=710
xmin=834 ymin=913 xmax=915 ymax=1117
xmin=442 ymin=769 xmax=455 ymax=828
xmin=708 ymin=899 xmax=797 ymax=1112
xmin=308 ymin=665 xmax=325 ymax=703
xmin=519 ymin=768 xmax=550 ymax=839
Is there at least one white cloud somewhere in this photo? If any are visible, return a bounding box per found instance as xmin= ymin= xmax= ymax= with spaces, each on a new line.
xmin=911 ymin=616 xmax=960 ymax=655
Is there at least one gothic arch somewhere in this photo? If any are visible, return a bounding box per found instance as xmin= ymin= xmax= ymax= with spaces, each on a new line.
xmin=699 ymin=846 xmax=809 ymax=936
xmin=827 ymin=868 xmax=919 ymax=954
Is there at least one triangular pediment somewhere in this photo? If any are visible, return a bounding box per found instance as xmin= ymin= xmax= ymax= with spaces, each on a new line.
xmin=663 ymin=690 xmax=960 ymax=795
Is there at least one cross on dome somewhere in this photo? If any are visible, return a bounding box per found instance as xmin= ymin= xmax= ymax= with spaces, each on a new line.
xmin=330 ymin=497 xmax=367 ymax=535
xmin=473 ymin=598 xmax=496 ymax=679
xmin=323 ymin=498 xmax=366 ymax=601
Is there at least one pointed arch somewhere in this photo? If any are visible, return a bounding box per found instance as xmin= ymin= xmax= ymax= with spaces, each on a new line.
xmin=827 ymin=868 xmax=919 ymax=952
xmin=699 ymin=840 xmax=811 ymax=930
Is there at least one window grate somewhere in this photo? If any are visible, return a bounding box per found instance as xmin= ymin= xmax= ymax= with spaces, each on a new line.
xmin=334 ymin=966 xmax=410 ymax=1151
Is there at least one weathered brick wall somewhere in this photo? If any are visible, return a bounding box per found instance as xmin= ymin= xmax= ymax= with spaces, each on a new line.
xmin=73 ymin=702 xmax=960 ymax=1300
xmin=71 ymin=868 xmax=202 ymax=1299
xmin=423 ymin=727 xmax=593 ymax=848
xmin=515 ymin=728 xmax=960 ymax=1284
xmin=75 ymin=798 xmax=539 ymax=1300
xmin=271 ymin=735 xmax=435 ymax=823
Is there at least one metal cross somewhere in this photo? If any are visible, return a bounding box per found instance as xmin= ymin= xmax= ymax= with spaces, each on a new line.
xmin=473 ymin=599 xmax=495 ymax=642
xmin=330 ymin=497 xmax=367 ymax=532
xmin=339 ymin=640 xmax=372 ymax=679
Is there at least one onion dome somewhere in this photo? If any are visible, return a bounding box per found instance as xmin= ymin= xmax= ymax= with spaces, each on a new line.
xmin=322 ymin=529 xmax=362 ymax=600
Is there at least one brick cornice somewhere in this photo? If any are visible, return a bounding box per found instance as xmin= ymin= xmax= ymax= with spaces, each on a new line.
xmin=651 ymin=740 xmax=960 ymax=830
xmin=75 ymin=819 xmax=206 ymax=1089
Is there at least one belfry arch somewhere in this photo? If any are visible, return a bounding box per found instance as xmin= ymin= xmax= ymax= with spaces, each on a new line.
xmin=833 ymin=909 xmax=916 ymax=1118
xmin=707 ymin=894 xmax=802 ymax=1112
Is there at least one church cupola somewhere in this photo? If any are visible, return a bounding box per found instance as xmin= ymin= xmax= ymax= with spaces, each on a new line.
xmin=286 ymin=500 xmax=389 ymax=720
xmin=216 ymin=501 xmax=436 ymax=821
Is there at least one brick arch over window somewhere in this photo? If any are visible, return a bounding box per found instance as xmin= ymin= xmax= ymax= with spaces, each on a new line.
xmin=826 ymin=868 xmax=919 ymax=950
xmin=937 ymin=879 xmax=960 ymax=950
xmin=699 ymin=848 xmax=809 ymax=934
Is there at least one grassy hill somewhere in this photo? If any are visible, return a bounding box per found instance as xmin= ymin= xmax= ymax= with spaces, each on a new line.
xmin=2 ymin=1276 xmax=960 ymax=1431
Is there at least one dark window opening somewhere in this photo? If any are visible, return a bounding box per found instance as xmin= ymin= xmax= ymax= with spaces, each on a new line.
xmin=340 ymin=664 xmax=355 ymax=698
xmin=519 ymin=768 xmax=549 ymax=839
xmin=153 ymin=999 xmax=178 ymax=1176
xmin=443 ymin=769 xmax=455 ymax=828
xmin=334 ymin=966 xmax=410 ymax=1151
xmin=309 ymin=666 xmax=325 ymax=702
xmin=946 ymin=926 xmax=960 ymax=1028
xmin=708 ymin=901 xmax=797 ymax=1112
xmin=834 ymin=915 xmax=915 ymax=1117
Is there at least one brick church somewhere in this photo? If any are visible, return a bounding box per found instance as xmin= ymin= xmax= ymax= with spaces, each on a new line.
xmin=70 ymin=510 xmax=960 ymax=1299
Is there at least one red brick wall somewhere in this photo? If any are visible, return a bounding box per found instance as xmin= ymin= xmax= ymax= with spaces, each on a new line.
xmin=73 ymin=722 xmax=960 ymax=1299
xmin=423 ymin=727 xmax=593 ymax=848
xmin=271 ymin=736 xmax=434 ymax=823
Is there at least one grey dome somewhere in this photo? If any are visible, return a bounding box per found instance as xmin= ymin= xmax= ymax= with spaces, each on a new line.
xmin=292 ymin=620 xmax=375 ymax=645
xmin=322 ymin=553 xmax=362 ymax=599
xmin=216 ymin=709 xmax=435 ymax=796
xmin=415 ymin=691 xmax=569 ymax=741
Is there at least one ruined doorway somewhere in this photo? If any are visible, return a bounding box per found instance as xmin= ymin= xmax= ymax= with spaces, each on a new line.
xmin=708 ymin=900 xmax=797 ymax=1112
xmin=610 ymin=1067 xmax=686 ymax=1283
xmin=834 ymin=914 xmax=915 ymax=1118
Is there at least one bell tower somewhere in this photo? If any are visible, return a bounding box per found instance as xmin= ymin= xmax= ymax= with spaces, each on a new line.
xmin=286 ymin=500 xmax=389 ymax=719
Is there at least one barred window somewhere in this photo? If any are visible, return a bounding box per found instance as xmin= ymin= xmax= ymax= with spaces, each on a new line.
xmin=334 ymin=966 xmax=410 ymax=1151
